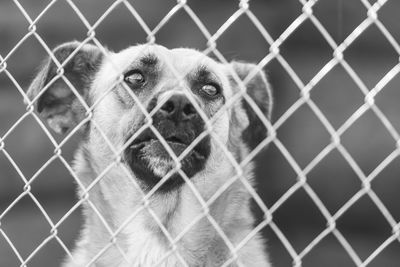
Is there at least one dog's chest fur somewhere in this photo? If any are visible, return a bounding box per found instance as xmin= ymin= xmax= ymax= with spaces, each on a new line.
xmin=65 ymin=146 xmax=269 ymax=267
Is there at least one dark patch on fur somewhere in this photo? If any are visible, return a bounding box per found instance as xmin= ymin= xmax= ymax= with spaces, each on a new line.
xmin=227 ymin=107 xmax=244 ymax=163
xmin=37 ymin=42 xmax=103 ymax=113
xmin=230 ymin=62 xmax=272 ymax=150
xmin=28 ymin=41 xmax=103 ymax=135
xmin=140 ymin=53 xmax=158 ymax=67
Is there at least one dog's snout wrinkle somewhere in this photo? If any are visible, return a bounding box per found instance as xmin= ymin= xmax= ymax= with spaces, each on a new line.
xmin=159 ymin=94 xmax=197 ymax=121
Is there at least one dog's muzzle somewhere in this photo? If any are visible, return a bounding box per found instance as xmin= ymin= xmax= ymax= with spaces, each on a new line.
xmin=124 ymin=94 xmax=211 ymax=191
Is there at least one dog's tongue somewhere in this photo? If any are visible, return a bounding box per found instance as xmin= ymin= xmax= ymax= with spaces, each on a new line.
xmin=142 ymin=139 xmax=188 ymax=159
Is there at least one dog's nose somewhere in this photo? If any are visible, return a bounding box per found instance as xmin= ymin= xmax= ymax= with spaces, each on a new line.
xmin=159 ymin=94 xmax=197 ymax=120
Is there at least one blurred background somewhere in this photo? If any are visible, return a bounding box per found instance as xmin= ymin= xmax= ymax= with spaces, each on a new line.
xmin=1 ymin=0 xmax=400 ymax=266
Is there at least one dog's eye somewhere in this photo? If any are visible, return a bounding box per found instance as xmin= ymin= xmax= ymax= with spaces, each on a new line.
xmin=201 ymin=84 xmax=219 ymax=97
xmin=124 ymin=70 xmax=145 ymax=86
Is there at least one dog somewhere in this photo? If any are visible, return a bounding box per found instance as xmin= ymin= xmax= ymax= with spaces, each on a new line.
xmin=27 ymin=41 xmax=273 ymax=267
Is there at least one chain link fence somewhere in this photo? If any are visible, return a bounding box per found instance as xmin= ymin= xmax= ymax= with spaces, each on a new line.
xmin=1 ymin=0 xmax=400 ymax=266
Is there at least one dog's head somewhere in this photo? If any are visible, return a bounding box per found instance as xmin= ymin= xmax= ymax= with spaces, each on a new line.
xmin=27 ymin=42 xmax=272 ymax=193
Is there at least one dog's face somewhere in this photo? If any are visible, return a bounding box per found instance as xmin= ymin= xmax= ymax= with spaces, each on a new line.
xmin=27 ymin=42 xmax=272 ymax=196
xmin=100 ymin=45 xmax=233 ymax=190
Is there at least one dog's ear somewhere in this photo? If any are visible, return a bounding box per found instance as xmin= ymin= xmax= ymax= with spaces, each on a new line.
xmin=229 ymin=61 xmax=273 ymax=150
xmin=27 ymin=41 xmax=103 ymax=134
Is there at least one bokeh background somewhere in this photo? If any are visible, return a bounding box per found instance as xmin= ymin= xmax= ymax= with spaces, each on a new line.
xmin=1 ymin=0 xmax=400 ymax=266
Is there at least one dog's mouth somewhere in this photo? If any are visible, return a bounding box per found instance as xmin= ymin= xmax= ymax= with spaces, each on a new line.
xmin=125 ymin=129 xmax=211 ymax=191
xmin=130 ymin=133 xmax=205 ymax=159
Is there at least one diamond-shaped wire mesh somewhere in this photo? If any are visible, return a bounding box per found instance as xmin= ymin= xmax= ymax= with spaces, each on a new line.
xmin=1 ymin=0 xmax=400 ymax=266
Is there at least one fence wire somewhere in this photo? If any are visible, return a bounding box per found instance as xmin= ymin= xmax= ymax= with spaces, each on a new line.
xmin=1 ymin=0 xmax=400 ymax=266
